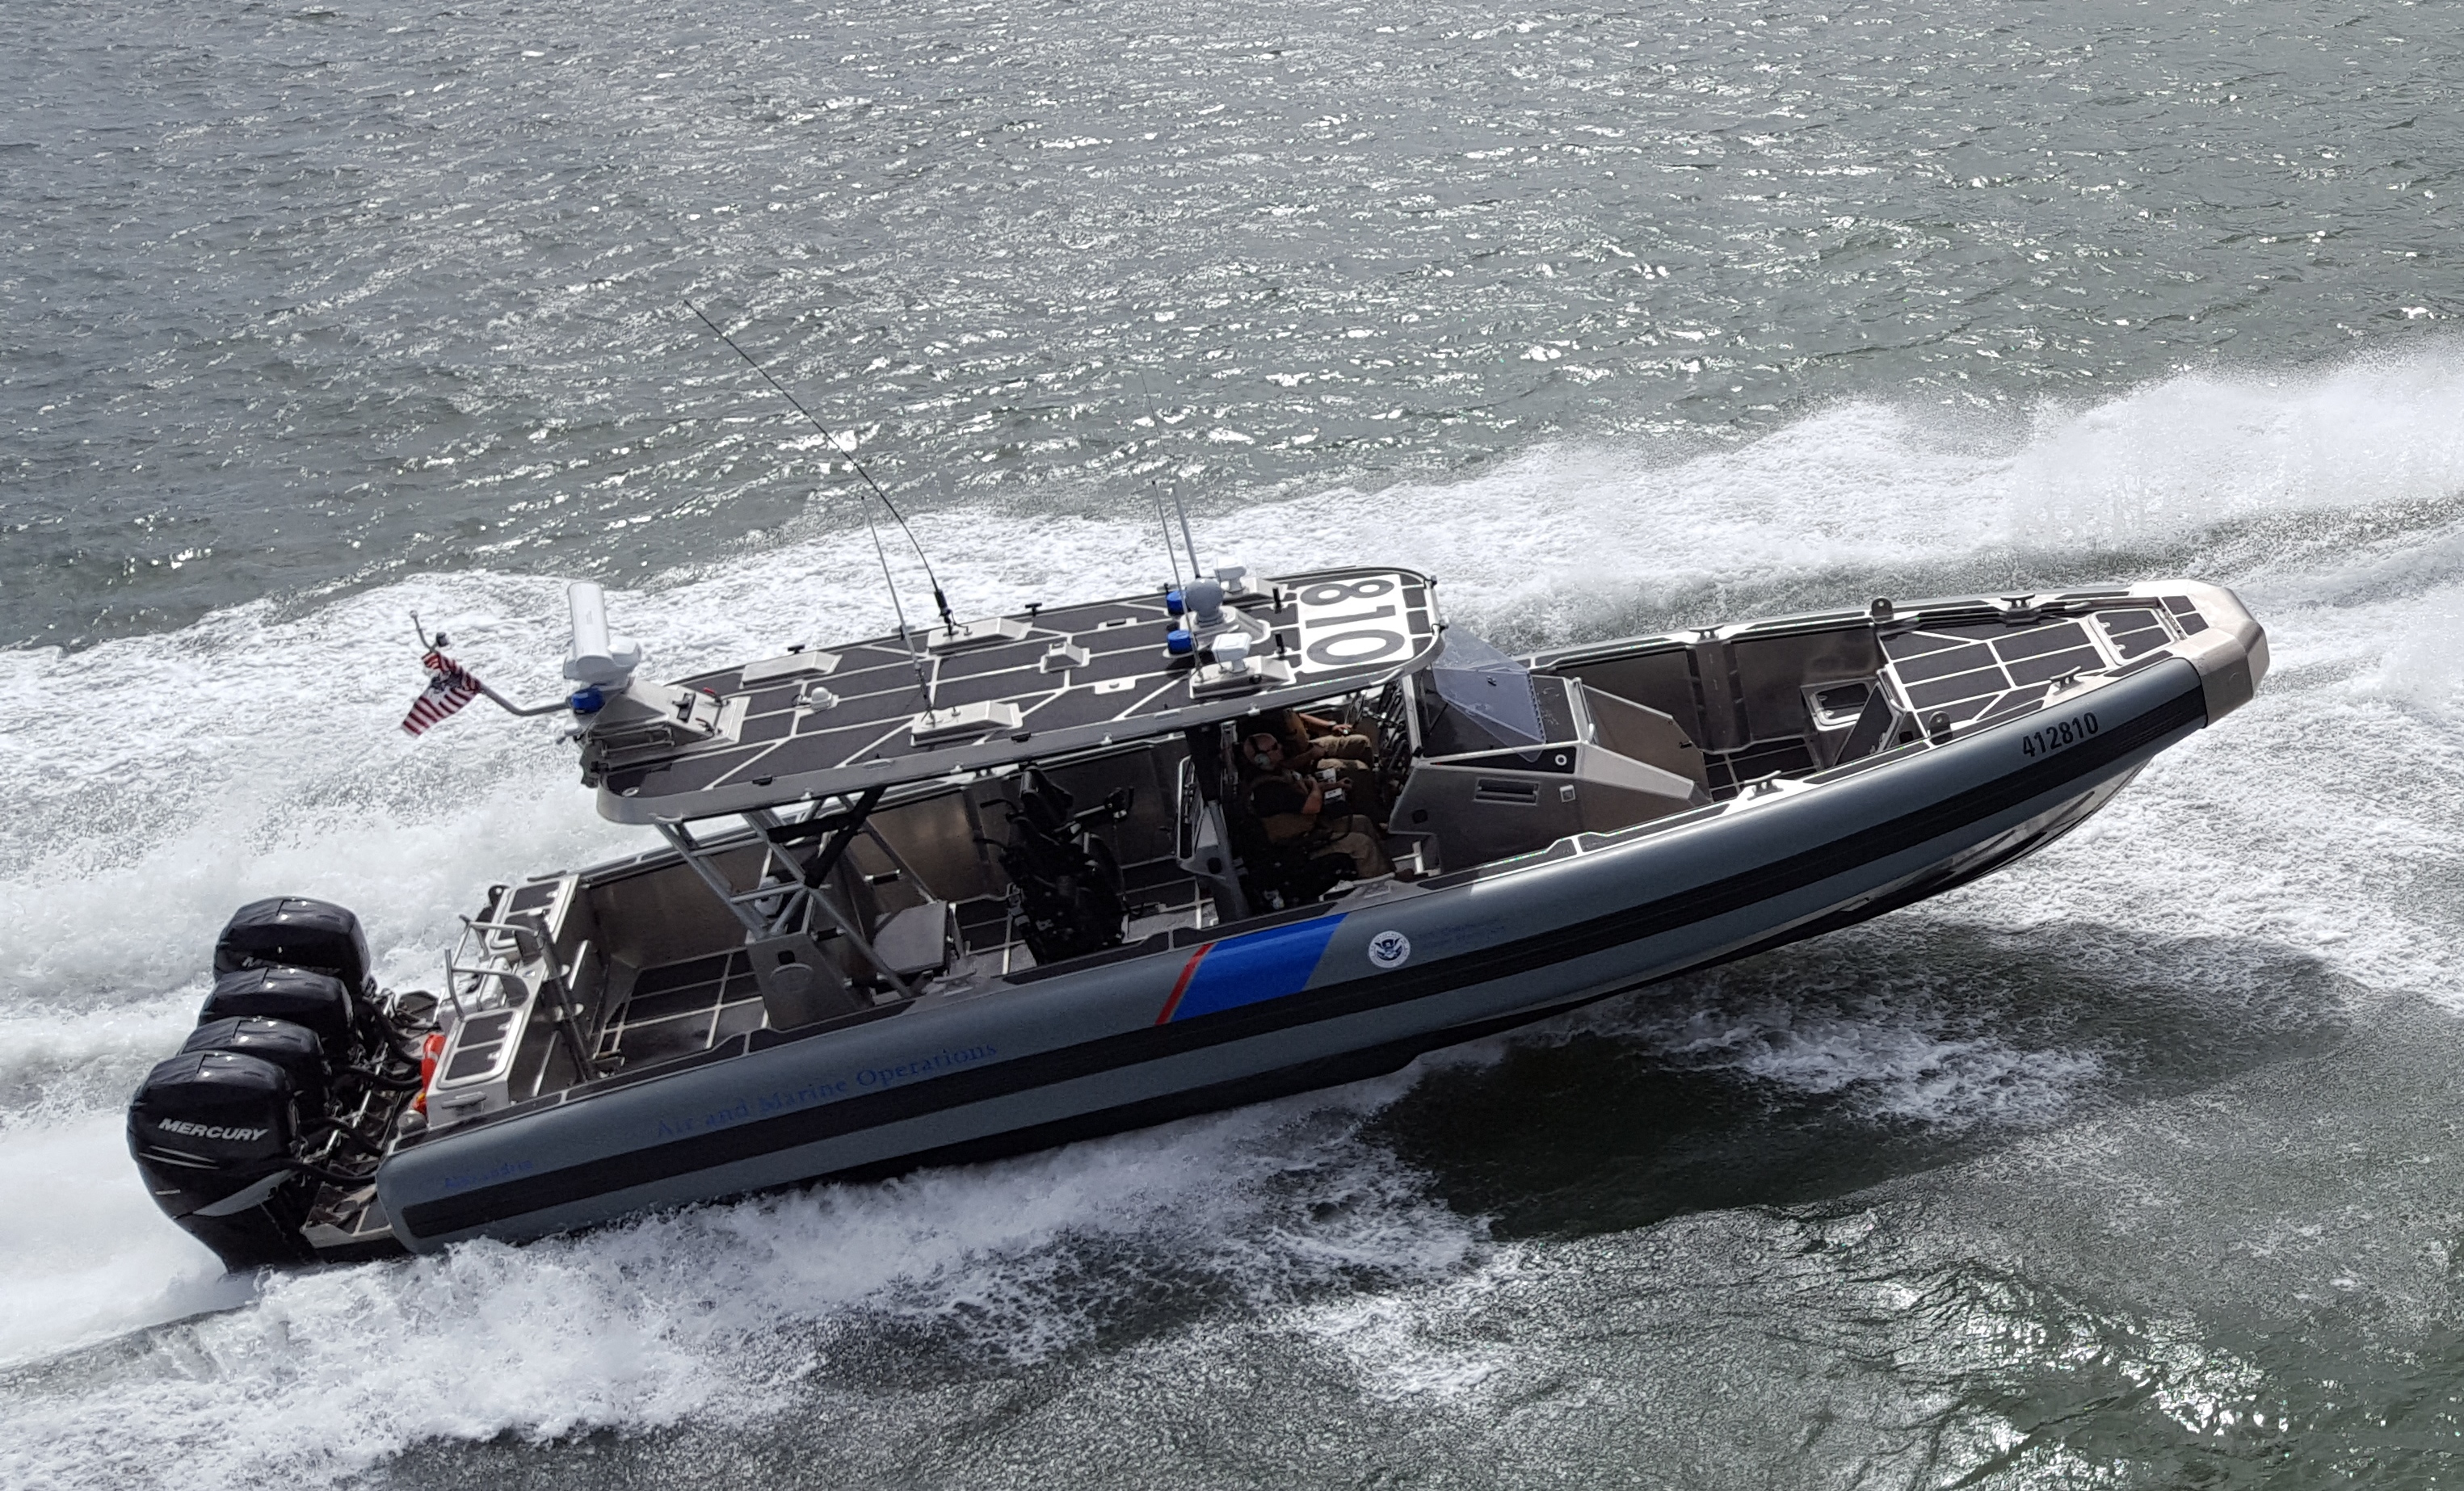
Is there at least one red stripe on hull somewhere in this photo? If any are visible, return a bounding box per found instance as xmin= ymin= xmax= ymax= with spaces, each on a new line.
xmin=1153 ymin=944 xmax=1213 ymax=1026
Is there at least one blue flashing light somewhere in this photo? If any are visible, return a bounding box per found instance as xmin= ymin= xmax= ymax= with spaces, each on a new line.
xmin=1165 ymin=628 xmax=1195 ymax=656
xmin=1166 ymin=589 xmax=1186 ymax=616
xmin=569 ymin=687 xmax=606 ymax=714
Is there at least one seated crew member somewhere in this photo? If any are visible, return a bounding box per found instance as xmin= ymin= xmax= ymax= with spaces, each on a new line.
xmin=1272 ymin=706 xmax=1377 ymax=766
xmin=1243 ymin=729 xmax=1385 ymax=821
xmin=1246 ymin=773 xmax=1391 ymax=884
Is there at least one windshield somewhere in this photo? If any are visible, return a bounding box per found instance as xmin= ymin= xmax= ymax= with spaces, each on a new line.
xmin=1419 ymin=632 xmax=1545 ymax=755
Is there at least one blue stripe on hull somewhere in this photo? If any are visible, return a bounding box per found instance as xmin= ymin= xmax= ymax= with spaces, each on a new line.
xmin=1171 ymin=917 xmax=1346 ymax=1021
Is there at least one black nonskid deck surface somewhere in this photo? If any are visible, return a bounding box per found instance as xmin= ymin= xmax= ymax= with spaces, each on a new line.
xmin=1880 ymin=599 xmax=2203 ymax=729
xmin=599 ymin=570 xmax=1441 ymax=813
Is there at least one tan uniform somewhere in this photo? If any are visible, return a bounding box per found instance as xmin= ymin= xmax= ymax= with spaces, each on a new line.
xmin=1253 ymin=772 xmax=1390 ymax=881
xmin=1269 ymin=712 xmax=1384 ymax=818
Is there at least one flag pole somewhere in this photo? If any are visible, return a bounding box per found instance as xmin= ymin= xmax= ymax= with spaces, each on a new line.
xmin=400 ymin=614 xmax=570 ymax=724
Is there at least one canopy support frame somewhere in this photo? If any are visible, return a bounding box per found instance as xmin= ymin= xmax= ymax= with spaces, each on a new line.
xmin=654 ymin=785 xmax=921 ymax=1000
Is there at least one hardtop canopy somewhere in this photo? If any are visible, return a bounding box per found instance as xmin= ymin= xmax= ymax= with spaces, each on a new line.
xmin=592 ymin=566 xmax=1442 ymax=824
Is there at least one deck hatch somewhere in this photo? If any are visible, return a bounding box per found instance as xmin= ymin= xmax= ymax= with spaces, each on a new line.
xmin=2097 ymin=607 xmax=2172 ymax=659
xmin=596 ymin=951 xmax=766 ymax=1067
xmin=2004 ymin=646 xmax=2104 ymax=687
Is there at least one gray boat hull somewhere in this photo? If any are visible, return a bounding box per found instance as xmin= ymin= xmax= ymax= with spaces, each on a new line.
xmin=381 ymin=655 xmax=2210 ymax=1250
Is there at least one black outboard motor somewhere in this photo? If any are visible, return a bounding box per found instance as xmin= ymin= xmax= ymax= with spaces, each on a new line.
xmin=127 ymin=896 xmax=410 ymax=1272
xmin=215 ymin=897 xmax=372 ymax=992
xmin=199 ymin=967 xmax=359 ymax=1061
xmin=183 ymin=1017 xmax=330 ymax=1115
xmin=127 ymin=1049 xmax=317 ymax=1268
xmin=214 ymin=897 xmax=386 ymax=1054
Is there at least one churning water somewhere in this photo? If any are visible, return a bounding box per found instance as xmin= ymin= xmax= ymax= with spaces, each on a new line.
xmin=6 ymin=0 xmax=2464 ymax=1483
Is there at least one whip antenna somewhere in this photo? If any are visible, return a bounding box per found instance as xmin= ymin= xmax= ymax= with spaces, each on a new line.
xmin=684 ymin=298 xmax=959 ymax=637
xmin=860 ymin=499 xmax=936 ymax=714
xmin=1136 ymin=368 xmax=1204 ymax=580
xmin=1129 ymin=376 xmax=1183 ymax=594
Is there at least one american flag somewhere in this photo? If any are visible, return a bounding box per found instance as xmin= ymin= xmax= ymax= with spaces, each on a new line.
xmin=402 ymin=649 xmax=484 ymax=737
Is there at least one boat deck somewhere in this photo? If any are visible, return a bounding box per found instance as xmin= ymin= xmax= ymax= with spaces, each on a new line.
xmin=578 ymin=591 xmax=2229 ymax=1072
xmin=589 ymin=857 xmax=1221 ymax=1069
xmin=594 ymin=951 xmax=769 ymax=1069
xmin=1880 ymin=598 xmax=2203 ymax=729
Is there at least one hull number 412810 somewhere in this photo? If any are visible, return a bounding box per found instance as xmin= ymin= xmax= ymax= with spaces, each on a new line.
xmin=2020 ymin=712 xmax=2098 ymax=759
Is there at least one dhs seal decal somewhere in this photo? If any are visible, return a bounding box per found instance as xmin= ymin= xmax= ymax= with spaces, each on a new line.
xmin=1366 ymin=930 xmax=1411 ymax=970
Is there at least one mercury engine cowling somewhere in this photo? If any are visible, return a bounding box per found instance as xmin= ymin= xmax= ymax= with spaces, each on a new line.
xmin=127 ymin=1049 xmax=317 ymax=1268
xmin=182 ymin=1016 xmax=329 ymax=1115
xmin=215 ymin=897 xmax=373 ymax=994
xmin=128 ymin=897 xmax=418 ymax=1272
xmin=213 ymin=897 xmax=391 ymax=1061
xmin=199 ymin=966 xmax=359 ymax=1061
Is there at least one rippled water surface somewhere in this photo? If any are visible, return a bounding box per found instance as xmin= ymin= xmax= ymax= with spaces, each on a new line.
xmin=8 ymin=0 xmax=2458 ymax=645
xmin=6 ymin=0 xmax=2464 ymax=1484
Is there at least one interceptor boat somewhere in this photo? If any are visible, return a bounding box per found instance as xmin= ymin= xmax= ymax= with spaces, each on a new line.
xmin=128 ymin=565 xmax=2265 ymax=1269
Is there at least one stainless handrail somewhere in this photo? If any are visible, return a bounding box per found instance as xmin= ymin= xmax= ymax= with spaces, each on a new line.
xmin=444 ymin=915 xmax=600 ymax=1079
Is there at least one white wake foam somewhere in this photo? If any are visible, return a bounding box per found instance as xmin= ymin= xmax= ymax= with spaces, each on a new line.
xmin=0 ymin=1088 xmax=1479 ymax=1489
xmin=0 ymin=1113 xmax=242 ymax=1371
